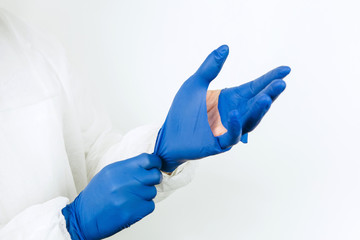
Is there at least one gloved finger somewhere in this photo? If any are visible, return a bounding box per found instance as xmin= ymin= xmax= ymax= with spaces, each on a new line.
xmin=140 ymin=200 xmax=155 ymax=217
xmin=136 ymin=168 xmax=163 ymax=186
xmin=143 ymin=186 xmax=157 ymax=200
xmin=193 ymin=45 xmax=229 ymax=85
xmin=240 ymin=133 xmax=248 ymax=144
xmin=138 ymin=153 xmax=162 ymax=170
xmin=123 ymin=200 xmax=155 ymax=228
xmin=217 ymin=110 xmax=242 ymax=149
xmin=242 ymin=95 xmax=272 ymax=133
xmin=237 ymin=66 xmax=290 ymax=98
xmin=255 ymin=79 xmax=286 ymax=101
xmin=132 ymin=185 xmax=157 ymax=201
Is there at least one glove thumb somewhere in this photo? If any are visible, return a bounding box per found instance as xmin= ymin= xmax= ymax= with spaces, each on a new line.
xmin=217 ymin=110 xmax=242 ymax=149
xmin=193 ymin=45 xmax=229 ymax=86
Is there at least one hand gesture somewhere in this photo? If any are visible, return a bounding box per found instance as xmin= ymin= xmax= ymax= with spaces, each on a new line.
xmin=154 ymin=45 xmax=291 ymax=172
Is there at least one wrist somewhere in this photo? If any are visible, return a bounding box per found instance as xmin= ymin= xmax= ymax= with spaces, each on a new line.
xmin=161 ymin=160 xmax=187 ymax=173
xmin=62 ymin=202 xmax=85 ymax=240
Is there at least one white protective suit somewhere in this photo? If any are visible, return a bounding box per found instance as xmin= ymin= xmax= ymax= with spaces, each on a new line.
xmin=0 ymin=9 xmax=196 ymax=239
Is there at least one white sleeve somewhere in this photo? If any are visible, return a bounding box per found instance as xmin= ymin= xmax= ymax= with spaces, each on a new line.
xmin=0 ymin=8 xmax=196 ymax=240
xmin=0 ymin=9 xmax=71 ymax=240
xmin=26 ymin=15 xmax=198 ymax=201
xmin=0 ymin=123 xmax=197 ymax=240
xmin=0 ymin=197 xmax=71 ymax=240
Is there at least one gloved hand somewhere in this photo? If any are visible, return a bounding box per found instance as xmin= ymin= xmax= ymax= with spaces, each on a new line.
xmin=154 ymin=45 xmax=291 ymax=172
xmin=62 ymin=153 xmax=162 ymax=240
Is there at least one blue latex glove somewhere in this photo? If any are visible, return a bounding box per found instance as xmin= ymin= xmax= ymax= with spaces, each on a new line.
xmin=62 ymin=153 xmax=162 ymax=240
xmin=154 ymin=45 xmax=291 ymax=172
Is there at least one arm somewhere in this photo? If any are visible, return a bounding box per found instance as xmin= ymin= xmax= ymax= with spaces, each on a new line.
xmin=0 ymin=197 xmax=71 ymax=240
xmin=0 ymin=9 xmax=72 ymax=240
xmin=0 ymin=9 xmax=193 ymax=240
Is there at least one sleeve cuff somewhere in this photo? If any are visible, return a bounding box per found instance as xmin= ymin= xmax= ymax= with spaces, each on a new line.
xmin=145 ymin=125 xmax=198 ymax=203
xmin=155 ymin=161 xmax=198 ymax=203
xmin=0 ymin=197 xmax=71 ymax=240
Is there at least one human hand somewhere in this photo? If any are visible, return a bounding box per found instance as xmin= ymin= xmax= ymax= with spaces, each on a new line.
xmin=62 ymin=153 xmax=162 ymax=240
xmin=154 ymin=45 xmax=291 ymax=172
xmin=207 ymin=65 xmax=291 ymax=142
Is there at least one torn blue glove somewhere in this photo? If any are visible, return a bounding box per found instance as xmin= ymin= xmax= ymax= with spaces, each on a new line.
xmin=154 ymin=45 xmax=291 ymax=172
xmin=62 ymin=153 xmax=162 ymax=240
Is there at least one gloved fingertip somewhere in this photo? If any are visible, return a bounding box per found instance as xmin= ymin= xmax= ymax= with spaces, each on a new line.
xmin=276 ymin=66 xmax=291 ymax=77
xmin=218 ymin=110 xmax=242 ymax=149
xmin=213 ymin=45 xmax=229 ymax=65
xmin=240 ymin=133 xmax=248 ymax=144
xmin=273 ymin=79 xmax=287 ymax=94
xmin=216 ymin=44 xmax=229 ymax=57
xmin=194 ymin=46 xmax=229 ymax=84
xmin=258 ymin=94 xmax=272 ymax=111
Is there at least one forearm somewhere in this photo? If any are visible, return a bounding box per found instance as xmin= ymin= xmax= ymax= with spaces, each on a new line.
xmin=0 ymin=197 xmax=71 ymax=240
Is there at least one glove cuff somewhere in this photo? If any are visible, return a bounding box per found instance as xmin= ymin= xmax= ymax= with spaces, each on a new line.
xmin=153 ymin=127 xmax=183 ymax=172
xmin=61 ymin=202 xmax=86 ymax=240
xmin=153 ymin=126 xmax=163 ymax=155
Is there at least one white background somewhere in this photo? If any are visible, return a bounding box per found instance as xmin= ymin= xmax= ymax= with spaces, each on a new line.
xmin=1 ymin=0 xmax=360 ymax=239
